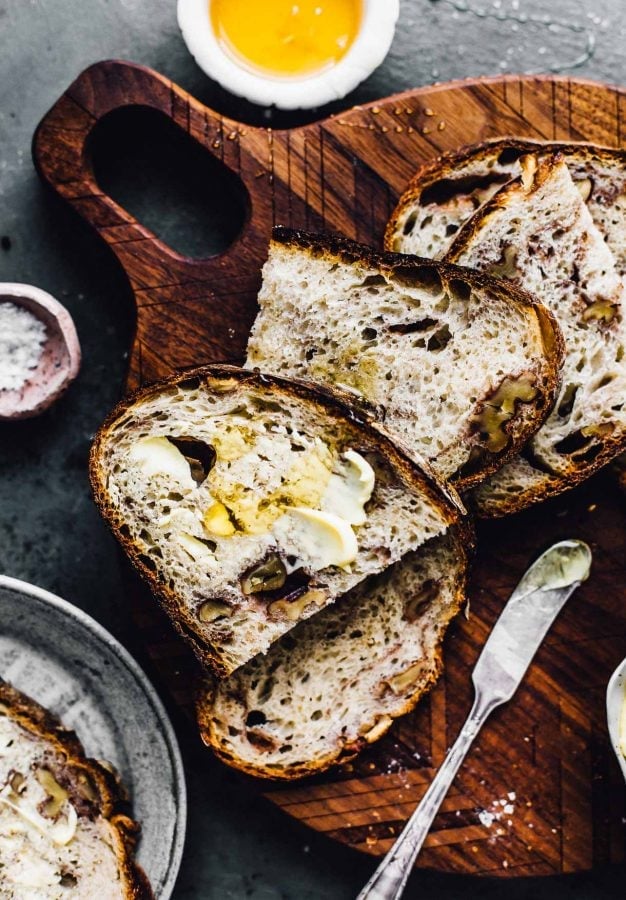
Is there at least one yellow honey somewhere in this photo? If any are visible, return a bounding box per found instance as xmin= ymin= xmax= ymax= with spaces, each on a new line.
xmin=210 ymin=0 xmax=362 ymax=78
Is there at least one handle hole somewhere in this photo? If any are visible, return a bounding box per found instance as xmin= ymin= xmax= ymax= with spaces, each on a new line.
xmin=90 ymin=106 xmax=249 ymax=260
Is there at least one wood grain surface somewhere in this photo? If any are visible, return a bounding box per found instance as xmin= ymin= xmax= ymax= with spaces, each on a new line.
xmin=33 ymin=61 xmax=626 ymax=877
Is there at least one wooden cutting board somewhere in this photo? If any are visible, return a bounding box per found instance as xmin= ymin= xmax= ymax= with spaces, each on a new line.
xmin=33 ymin=61 xmax=626 ymax=877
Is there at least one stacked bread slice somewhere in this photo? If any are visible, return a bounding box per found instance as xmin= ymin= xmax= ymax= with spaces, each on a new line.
xmin=0 ymin=680 xmax=151 ymax=898
xmin=388 ymin=141 xmax=626 ymax=514
xmin=247 ymin=230 xmax=562 ymax=488
xmin=385 ymin=140 xmax=626 ymax=270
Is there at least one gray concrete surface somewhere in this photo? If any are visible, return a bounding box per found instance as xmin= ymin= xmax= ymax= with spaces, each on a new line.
xmin=0 ymin=1 xmax=624 ymax=897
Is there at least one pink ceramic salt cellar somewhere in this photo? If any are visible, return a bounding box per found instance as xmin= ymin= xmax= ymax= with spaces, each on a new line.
xmin=0 ymin=283 xmax=81 ymax=420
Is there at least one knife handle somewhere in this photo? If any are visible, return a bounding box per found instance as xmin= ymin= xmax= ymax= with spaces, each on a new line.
xmin=357 ymin=693 xmax=499 ymax=900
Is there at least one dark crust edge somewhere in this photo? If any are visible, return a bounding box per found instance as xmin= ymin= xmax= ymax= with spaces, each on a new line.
xmin=270 ymin=226 xmax=564 ymax=491
xmin=383 ymin=137 xmax=626 ymax=250
xmin=194 ymin=521 xmax=474 ymax=781
xmin=0 ymin=680 xmax=153 ymax=899
xmin=470 ymin=437 xmax=626 ymax=517
xmin=89 ymin=364 xmax=465 ymax=678
xmin=444 ymin=154 xmax=626 ymax=510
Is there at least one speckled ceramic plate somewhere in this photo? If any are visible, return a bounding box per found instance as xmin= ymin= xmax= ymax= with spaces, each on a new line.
xmin=0 ymin=575 xmax=186 ymax=898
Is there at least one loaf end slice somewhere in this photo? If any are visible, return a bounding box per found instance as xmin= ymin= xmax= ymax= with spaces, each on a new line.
xmin=385 ymin=138 xmax=626 ymax=267
xmin=448 ymin=155 xmax=626 ymax=515
xmin=247 ymin=228 xmax=563 ymax=490
xmin=91 ymin=365 xmax=463 ymax=675
xmin=196 ymin=527 xmax=470 ymax=780
xmin=0 ymin=680 xmax=151 ymax=898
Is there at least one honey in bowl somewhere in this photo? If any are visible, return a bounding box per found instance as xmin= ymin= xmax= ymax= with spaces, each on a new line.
xmin=210 ymin=0 xmax=362 ymax=79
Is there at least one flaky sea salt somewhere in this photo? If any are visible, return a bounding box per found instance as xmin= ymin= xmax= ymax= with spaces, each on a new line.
xmin=478 ymin=794 xmax=517 ymax=832
xmin=478 ymin=810 xmax=495 ymax=827
xmin=0 ymin=302 xmax=46 ymax=391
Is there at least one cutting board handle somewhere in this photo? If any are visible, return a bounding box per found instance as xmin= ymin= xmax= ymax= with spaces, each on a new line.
xmin=33 ymin=60 xmax=274 ymax=386
xmin=33 ymin=59 xmax=272 ymax=290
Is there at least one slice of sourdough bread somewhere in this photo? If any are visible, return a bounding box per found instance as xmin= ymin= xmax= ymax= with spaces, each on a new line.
xmin=447 ymin=155 xmax=626 ymax=515
xmin=91 ymin=365 xmax=463 ymax=676
xmin=246 ymin=228 xmax=562 ymax=490
xmin=0 ymin=681 xmax=151 ymax=899
xmin=385 ymin=139 xmax=626 ymax=266
xmin=197 ymin=528 xmax=470 ymax=780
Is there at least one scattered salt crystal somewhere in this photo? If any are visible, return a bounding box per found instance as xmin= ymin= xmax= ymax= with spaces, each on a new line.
xmin=478 ymin=810 xmax=495 ymax=827
xmin=0 ymin=302 xmax=46 ymax=391
xmin=478 ymin=793 xmax=517 ymax=831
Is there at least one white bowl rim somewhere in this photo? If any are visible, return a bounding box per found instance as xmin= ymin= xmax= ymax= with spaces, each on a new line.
xmin=606 ymin=656 xmax=626 ymax=781
xmin=177 ymin=0 xmax=400 ymax=110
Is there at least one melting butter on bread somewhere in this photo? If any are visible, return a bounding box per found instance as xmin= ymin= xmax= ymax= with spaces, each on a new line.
xmin=90 ymin=365 xmax=463 ymax=675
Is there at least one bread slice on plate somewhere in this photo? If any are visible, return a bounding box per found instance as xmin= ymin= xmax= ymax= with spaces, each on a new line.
xmin=246 ymin=228 xmax=563 ymax=490
xmin=196 ymin=528 xmax=470 ymax=780
xmin=91 ymin=365 xmax=463 ymax=676
xmin=385 ymin=139 xmax=626 ymax=267
xmin=447 ymin=154 xmax=626 ymax=515
xmin=0 ymin=680 xmax=151 ymax=898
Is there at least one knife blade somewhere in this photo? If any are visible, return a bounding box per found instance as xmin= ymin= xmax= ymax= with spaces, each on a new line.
xmin=357 ymin=539 xmax=592 ymax=900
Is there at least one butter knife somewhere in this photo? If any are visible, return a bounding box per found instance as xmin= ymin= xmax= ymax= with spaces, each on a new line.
xmin=357 ymin=539 xmax=592 ymax=900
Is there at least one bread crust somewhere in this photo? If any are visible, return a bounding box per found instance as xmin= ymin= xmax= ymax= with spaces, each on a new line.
xmin=386 ymin=139 xmax=626 ymax=514
xmin=270 ymin=227 xmax=565 ymax=492
xmin=384 ymin=137 xmax=626 ymax=252
xmin=195 ymin=521 xmax=473 ymax=781
xmin=446 ymin=155 xmax=626 ymax=513
xmin=90 ymin=364 xmax=465 ymax=677
xmin=0 ymin=680 xmax=152 ymax=899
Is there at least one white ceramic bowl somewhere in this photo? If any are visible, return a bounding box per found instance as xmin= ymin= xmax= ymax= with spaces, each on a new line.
xmin=607 ymin=656 xmax=626 ymax=782
xmin=177 ymin=0 xmax=400 ymax=109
